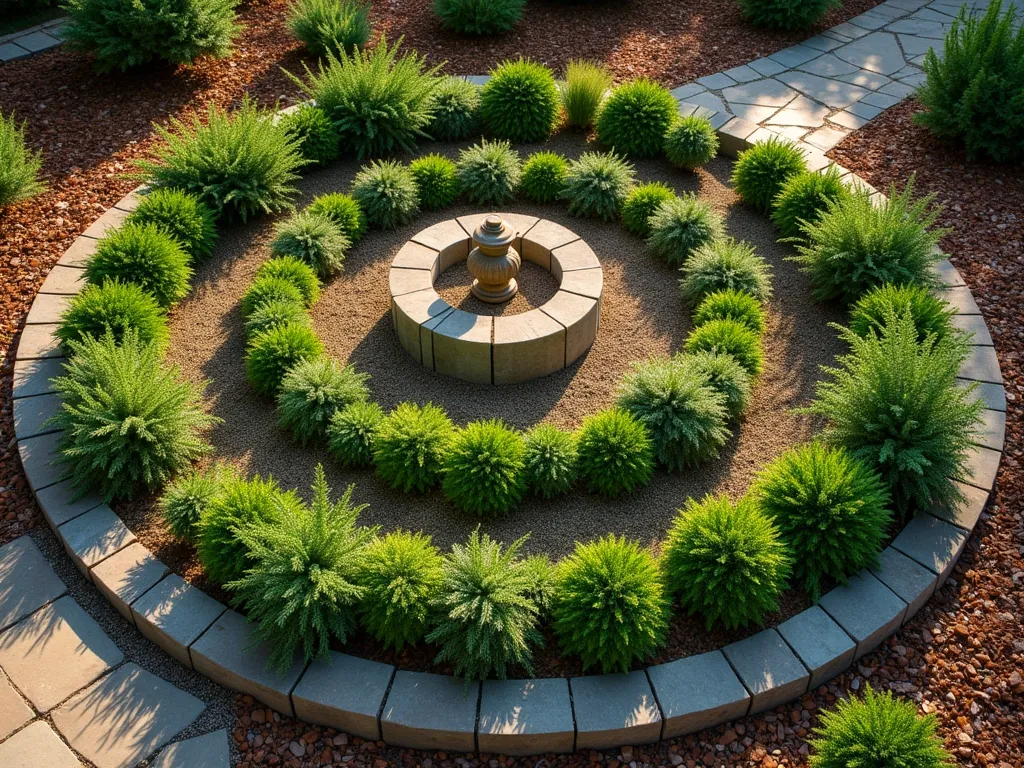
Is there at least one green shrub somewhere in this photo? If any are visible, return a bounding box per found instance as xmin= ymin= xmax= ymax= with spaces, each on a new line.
xmin=519 ymin=151 xmax=568 ymax=203
xmin=255 ymin=256 xmax=321 ymax=307
xmin=664 ymin=115 xmax=719 ymax=170
xmin=692 ymin=289 xmax=765 ymax=334
xmin=270 ymin=212 xmax=350 ymax=278
xmin=621 ymin=182 xmax=675 ymax=238
xmin=307 ymin=192 xmax=367 ymax=243
xmin=57 ymin=280 xmax=169 ymax=349
xmin=49 ymin=331 xmax=216 ymax=502
xmin=245 ymin=324 xmax=325 ymax=397
xmin=560 ymin=59 xmax=612 ymax=129
xmin=63 ymin=0 xmax=239 ymax=72
xmin=561 ymin=151 xmax=635 ymax=221
xmin=575 ymin=408 xmax=655 ymax=497
xmin=373 ymin=402 xmax=455 ymax=493
xmin=427 ymin=531 xmax=542 ymax=680
xmin=292 ymin=38 xmax=441 ymax=160
xmin=731 ymin=136 xmax=806 ymax=213
xmin=358 ymin=531 xmax=443 ymax=650
xmin=523 ymin=553 xmax=555 ymax=616
xmin=159 ymin=462 xmax=234 ymax=541
xmin=552 ymin=535 xmax=669 ymax=673
xmin=849 ymin=283 xmax=955 ymax=343
xmin=679 ymin=237 xmax=773 ymax=304
xmin=793 ymin=178 xmax=946 ymax=303
xmin=240 ymin=275 xmax=306 ymax=317
xmin=685 ymin=317 xmax=763 ymax=377
xmin=771 ymin=166 xmax=849 ymax=240
xmin=662 ymin=495 xmax=791 ymax=629
xmin=409 ymin=154 xmax=460 ymax=210
xmin=441 ymin=420 xmax=526 ymax=516
xmin=228 ymin=466 xmax=374 ymax=671
xmin=596 ymin=78 xmax=677 ymax=158
xmin=425 ymin=76 xmax=480 ymax=141
xmin=278 ymin=105 xmax=341 ymax=167
xmin=805 ymin=310 xmax=983 ymax=516
xmin=85 ymin=223 xmax=192 ymax=308
xmin=738 ymin=0 xmax=839 ymax=31
xmin=646 ymin=194 xmax=724 ymax=267
xmin=288 ymin=0 xmax=370 ymax=57
xmin=351 ymin=159 xmax=421 ymax=230
xmin=522 ymin=424 xmax=578 ymax=498
xmin=478 ymin=58 xmax=559 ymax=143
xmin=678 ymin=350 xmax=752 ymax=420
xmin=139 ymin=98 xmax=303 ymax=222
xmin=277 ymin=357 xmax=369 ymax=445
xmin=0 ymin=112 xmax=44 ymax=208
xmin=434 ymin=0 xmax=524 ymax=35
xmin=456 ymin=139 xmax=521 ymax=206
xmin=916 ymin=2 xmax=1024 ymax=164
xmin=128 ymin=189 xmax=218 ymax=263
xmin=244 ymin=298 xmax=312 ymax=338
xmin=328 ymin=400 xmax=384 ymax=467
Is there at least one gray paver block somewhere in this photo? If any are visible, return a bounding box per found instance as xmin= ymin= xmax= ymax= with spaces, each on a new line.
xmin=847 ymin=100 xmax=884 ymax=120
xmin=25 ymin=292 xmax=72 ymax=324
xmin=818 ymin=571 xmax=907 ymax=659
xmin=959 ymin=345 xmax=1001 ymax=384
xmin=685 ymin=91 xmax=728 ymax=115
xmin=39 ymin=265 xmax=86 ymax=295
xmin=940 ymin=285 xmax=981 ymax=314
xmin=12 ymin=31 xmax=61 ymax=52
xmin=717 ymin=117 xmax=760 ymax=156
xmin=571 ymin=671 xmax=662 ymax=750
xmin=928 ymin=480 xmax=989 ymax=531
xmin=81 ymin=206 xmax=129 ymax=240
xmin=131 ymin=575 xmax=226 ymax=668
xmin=12 ymin=357 xmax=65 ymax=399
xmin=12 ymin=392 xmax=61 ymax=439
xmin=53 ymin=663 xmax=205 ymax=768
xmin=777 ymin=606 xmax=856 ymax=689
xmin=862 ymin=90 xmax=903 ymax=109
xmin=0 ymin=43 xmax=30 ymax=62
xmin=671 ymin=82 xmax=706 ymax=100
xmin=647 ymin=650 xmax=750 ymax=739
xmin=90 ymin=543 xmax=170 ymax=622
xmin=380 ymin=671 xmax=478 ymax=752
xmin=478 ymin=678 xmax=575 ymax=755
xmin=0 ymin=596 xmax=122 ymax=712
xmin=492 ymin=309 xmax=566 ymax=385
xmin=805 ymin=125 xmax=851 ymax=151
xmin=952 ymin=313 xmax=993 ymax=345
xmin=748 ymin=57 xmax=788 ymax=76
xmin=833 ymin=31 xmax=908 ymax=75
xmin=957 ymin=444 xmax=1001 ymax=492
xmin=891 ymin=514 xmax=967 ymax=588
xmin=292 ymin=652 xmax=394 ymax=741
xmin=730 ymin=103 xmax=781 ymax=124
xmin=722 ymin=79 xmax=798 ymax=107
xmin=696 ymin=72 xmax=736 ymax=90
xmin=972 ymin=408 xmax=1005 ymax=452
xmin=58 ymin=236 xmax=98 ymax=268
xmin=959 ymin=379 xmax=1005 ymax=412
xmin=431 ymin=310 xmax=492 ymax=385
xmin=152 ymin=729 xmax=230 ymax=768
xmin=766 ymin=95 xmax=830 ymax=127
xmin=723 ymin=64 xmax=764 ymax=83
xmin=59 ymin=506 xmax=135 ymax=574
xmin=0 ymin=672 xmax=33 ymax=741
xmin=797 ymin=53 xmax=860 ymax=77
xmin=35 ymin=479 xmax=103 ymax=529
xmin=722 ymin=629 xmax=810 ymax=714
xmin=15 ymin=323 xmax=62 ymax=360
xmin=870 ymin=546 xmax=938 ymax=622
xmin=18 ymin=426 xmax=64 ymax=492
xmin=0 ymin=721 xmax=82 ymax=768
xmin=0 ymin=536 xmax=67 ymax=632
xmin=777 ymin=71 xmax=870 ymax=109
xmin=767 ymin=44 xmax=821 ymax=68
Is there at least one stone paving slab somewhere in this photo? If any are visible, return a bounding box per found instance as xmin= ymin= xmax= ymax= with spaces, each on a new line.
xmin=952 ymin=313 xmax=993 ymax=345
xmin=19 ymin=430 xmax=66 ymax=492
xmin=131 ymin=574 xmax=226 ymax=667
xmin=35 ymin=480 xmax=103 ymax=530
xmin=722 ymin=629 xmax=810 ymax=714
xmin=15 ymin=323 xmax=62 ymax=360
xmin=39 ymin=265 xmax=86 ymax=295
xmin=972 ymin=408 xmax=1006 ymax=452
xmin=869 ymin=546 xmax=938 ymax=621
xmin=292 ymin=652 xmax=394 ymax=741
xmin=11 ymin=31 xmax=61 ymax=53
xmin=0 ymin=720 xmax=82 ymax=768
xmin=647 ymin=650 xmax=750 ymax=739
xmin=928 ymin=480 xmax=989 ymax=531
xmin=0 ymin=536 xmax=67 ymax=632
xmin=380 ymin=671 xmax=479 ymax=752
xmin=571 ymin=671 xmax=662 ymax=749
xmin=818 ymin=571 xmax=907 ymax=660
xmin=152 ymin=730 xmax=230 ymax=768
xmin=90 ymin=543 xmax=170 ymax=622
xmin=25 ymin=292 xmax=72 ymax=325
xmin=722 ymin=79 xmax=798 ymax=107
xmin=12 ymin=357 xmax=65 ymax=400
xmin=80 ymin=206 xmax=130 ymax=240
xmin=960 ymin=379 xmax=1005 ymax=412
xmin=0 ymin=43 xmax=31 ymax=62
xmin=960 ymin=345 xmax=1002 ymax=384
xmin=957 ymin=444 xmax=1001 ymax=492
xmin=478 ymin=678 xmax=575 ymax=755
xmin=0 ymin=673 xmax=33 ymax=741
xmin=12 ymin=392 xmax=61 ymax=440
xmin=59 ymin=506 xmax=136 ymax=574
xmin=777 ymin=606 xmax=856 ymax=689
xmin=891 ymin=514 xmax=967 ymax=587
xmin=58 ymin=236 xmax=98 ymax=268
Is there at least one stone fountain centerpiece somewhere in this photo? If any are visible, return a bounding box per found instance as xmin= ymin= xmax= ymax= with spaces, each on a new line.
xmin=467 ymin=214 xmax=521 ymax=303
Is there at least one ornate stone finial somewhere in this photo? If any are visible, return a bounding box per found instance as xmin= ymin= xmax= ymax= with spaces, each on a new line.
xmin=467 ymin=214 xmax=521 ymax=303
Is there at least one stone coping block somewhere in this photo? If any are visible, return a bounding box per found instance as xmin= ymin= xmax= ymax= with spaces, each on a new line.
xmin=380 ymin=671 xmax=479 ymax=752
xmin=961 ymin=379 xmax=1005 ymax=412
xmin=12 ymin=357 xmax=65 ymax=399
xmin=777 ymin=606 xmax=856 ymax=689
xmin=12 ymin=392 xmax=61 ymax=440
xmin=131 ymin=574 xmax=226 ymax=668
xmin=0 ymin=536 xmax=67 ymax=632
xmin=414 ymin=218 xmax=472 ymax=271
xmin=39 ymin=265 xmax=86 ymax=295
xmin=90 ymin=543 xmax=170 ymax=622
xmin=0 ymin=673 xmax=33 ymax=741
xmin=455 ymin=213 xmax=539 ymax=256
xmin=571 ymin=671 xmax=662 ymax=750
xmin=647 ymin=650 xmax=750 ymax=739
xmin=492 ymin=309 xmax=566 ymax=385
xmin=891 ymin=515 xmax=967 ymax=588
xmin=973 ymin=409 xmax=1006 ymax=452
xmin=392 ymin=241 xmax=441 ymax=278
xmin=550 ymin=239 xmax=600 ymax=281
xmin=391 ymin=288 xmax=453 ymax=365
xmin=717 ymin=117 xmax=760 ymax=156
xmin=560 ymin=267 xmax=604 ymax=301
xmin=952 ymin=313 xmax=993 ymax=346
xmin=190 ymin=610 xmax=306 ymax=716
xmin=15 ymin=323 xmax=62 ymax=360
xmin=17 ymin=431 xmax=64 ymax=493
xmin=26 ymin=292 xmax=72 ymax=324
xmin=389 ymin=267 xmax=433 ymax=298
xmin=540 ymin=290 xmax=600 ymax=367
xmin=869 ymin=546 xmax=938 ymax=623
xmin=477 ymin=678 xmax=575 ymax=756
xmin=928 ymin=481 xmax=989 ymax=531
xmin=818 ymin=571 xmax=907 ymax=660
xmin=59 ymin=505 xmax=135 ymax=574
xmin=722 ymin=629 xmax=810 ymax=714
xmin=152 ymin=729 xmax=230 ymax=768
xmin=0 ymin=721 xmax=82 ymax=768
xmin=431 ymin=310 xmax=492 ymax=385
xmin=958 ymin=445 xmax=1001 ymax=493
xmin=960 ymin=345 xmax=1001 ymax=384
xmin=35 ymin=479 xmax=103 ymax=529
xmin=941 ymin=285 xmax=980 ymax=315
xmin=292 ymin=652 xmax=394 ymax=741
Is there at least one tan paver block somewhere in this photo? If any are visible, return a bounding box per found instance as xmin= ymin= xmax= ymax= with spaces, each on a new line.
xmin=81 ymin=206 xmax=129 ymax=239
xmin=0 ymin=721 xmax=82 ymax=768
xmin=131 ymin=575 xmax=226 ymax=668
xmin=521 ymin=220 xmax=579 ymax=270
xmin=540 ymin=291 xmax=600 ymax=367
xmin=431 ymin=310 xmax=492 ymax=385
xmin=495 ymin=212 xmax=541 ymax=252
xmin=35 ymin=480 xmax=103 ymax=529
xmin=0 ymin=596 xmax=122 ymax=712
xmin=389 ymin=267 xmax=434 ymax=298
xmin=559 ymin=267 xmax=603 ymax=301
xmin=59 ymin=506 xmax=136 ymax=574
xmin=0 ymin=673 xmax=33 ymax=741
xmin=90 ymin=544 xmax=170 ymax=622
xmin=58 ymin=237 xmax=98 ymax=269
xmin=39 ymin=265 xmax=86 ymax=296
xmin=493 ymin=309 xmax=565 ymax=384
xmin=550 ymin=239 xmax=600 ymax=281
xmin=15 ymin=323 xmax=62 ymax=360
xmin=25 ymin=292 xmax=72 ymax=325
xmin=152 ymin=729 xmax=230 ymax=768
xmin=12 ymin=357 xmax=65 ymax=399
xmin=0 ymin=537 xmax=66 ymax=633
xmin=12 ymin=392 xmax=61 ymax=440
xmin=391 ymin=289 xmax=452 ymax=365
xmin=17 ymin=431 xmax=65 ymax=493
xmin=412 ymin=219 xmax=471 ymax=272
xmin=391 ymin=242 xmax=440 ymax=278
xmin=112 ymin=188 xmax=147 ymax=213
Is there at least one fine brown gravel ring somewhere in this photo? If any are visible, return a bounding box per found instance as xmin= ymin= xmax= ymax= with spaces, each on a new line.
xmin=11 ymin=100 xmax=1005 ymax=755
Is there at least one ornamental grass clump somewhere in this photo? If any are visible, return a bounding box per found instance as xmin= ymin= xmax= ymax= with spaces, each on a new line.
xmin=240 ymin=275 xmax=306 ymax=317
xmin=271 ymin=211 xmax=350 ymax=278
xmin=57 ymin=280 xmax=169 ymax=350
xmin=596 ymin=78 xmax=677 ymax=158
xmin=679 ymin=350 xmax=752 ymax=420
xmin=277 ymin=357 xmax=369 ymax=445
xmin=328 ymin=401 xmax=384 ymax=467
xmin=434 ymin=0 xmax=525 ymax=36
xmin=519 ymin=151 xmax=568 ymax=203
xmin=456 ymin=140 xmax=521 ymax=206
xmin=552 ymin=535 xmax=669 ymax=673
xmin=278 ymin=105 xmax=341 ymax=167
xmin=307 ymin=192 xmax=367 ymax=243
xmin=680 ymin=237 xmax=773 ymax=304
xmin=731 ymin=136 xmax=806 ymax=213
xmin=685 ymin=317 xmax=764 ymax=377
xmin=255 ymin=256 xmax=321 ymax=307
xmin=427 ymin=531 xmax=542 ymax=681
xmin=560 ymin=59 xmax=612 ymax=130
xmin=409 ymin=154 xmax=460 ymax=210
xmin=0 ymin=112 xmax=45 ymax=208
xmin=646 ymin=194 xmax=725 ymax=267
xmin=288 ymin=0 xmax=371 ymax=57
xmin=478 ymin=58 xmax=559 ymax=143
xmin=244 ymin=298 xmax=312 ymax=338
xmin=351 ymin=159 xmax=421 ymax=230
xmin=128 ymin=188 xmax=218 ymax=262
xmin=738 ymin=0 xmax=839 ymax=31
xmin=664 ymin=115 xmax=719 ymax=170
xmin=622 ymin=182 xmax=675 ymax=238
xmin=441 ymin=420 xmax=527 ymax=516
xmin=575 ymin=408 xmax=655 ymax=497
xmin=849 ymin=283 xmax=956 ymax=343
xmin=561 ymin=151 xmax=635 ymax=221
xmin=771 ymin=165 xmax=849 ymax=240
xmin=425 ymin=76 xmax=480 ymax=141
xmin=693 ymin=289 xmax=766 ymax=334
xmin=522 ymin=424 xmax=578 ymax=499
xmin=245 ymin=323 xmax=325 ymax=397
xmin=85 ymin=223 xmax=192 ymax=308
xmin=662 ymin=495 xmax=791 ymax=630
xmin=160 ymin=462 xmax=234 ymax=541
xmin=374 ymin=402 xmax=455 ymax=493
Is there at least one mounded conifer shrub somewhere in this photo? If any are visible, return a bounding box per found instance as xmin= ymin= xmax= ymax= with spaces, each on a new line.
xmin=351 ymin=159 xmax=421 ymax=230
xmin=848 ymin=283 xmax=956 ymax=343
xmin=278 ymin=104 xmax=341 ymax=167
xmin=441 ymin=420 xmax=526 ymax=516
xmin=128 ymin=188 xmax=218 ymax=262
xmin=433 ymin=0 xmax=525 ymax=36
xmin=678 ymin=350 xmax=752 ymax=420
xmin=771 ymin=165 xmax=849 ymax=240
xmin=254 ymin=256 xmax=321 ymax=307
xmin=561 ymin=151 xmax=635 ymax=221
xmin=307 ymin=192 xmax=367 ymax=243
xmin=244 ymin=324 xmax=325 ymax=397
xmin=373 ymin=402 xmax=455 ymax=493
xmin=159 ymin=462 xmax=234 ymax=541
xmin=522 ymin=424 xmax=578 ymax=499
xmin=244 ymin=298 xmax=312 ymax=338
xmin=692 ymin=288 xmax=766 ymax=334
xmin=456 ymin=139 xmax=521 ymax=206
xmin=731 ymin=136 xmax=806 ymax=213
xmin=425 ymin=76 xmax=480 ymax=141
xmin=271 ymin=211 xmax=350 ymax=278
xmin=0 ymin=112 xmax=45 ymax=209
xmin=85 ymin=223 xmax=192 ymax=308
xmin=646 ymin=194 xmax=724 ymax=267
xmin=478 ymin=58 xmax=559 ymax=143
xmin=622 ymin=182 xmax=675 ymax=238
xmin=288 ymin=0 xmax=371 ymax=57
xmin=596 ymin=78 xmax=677 ymax=158
xmin=327 ymin=400 xmax=384 ymax=468
xmin=519 ymin=151 xmax=568 ymax=203
xmin=575 ymin=408 xmax=655 ymax=497
xmin=277 ymin=357 xmax=369 ymax=445
xmin=685 ymin=317 xmax=764 ymax=377
xmin=240 ymin=275 xmax=306 ymax=318
xmin=409 ymin=154 xmax=460 ymax=210
xmin=679 ymin=237 xmax=773 ymax=304
xmin=57 ymin=279 xmax=169 ymax=349
xmin=738 ymin=0 xmax=839 ymax=31
xmin=663 ymin=115 xmax=719 ymax=170
xmin=560 ymin=59 xmax=612 ymax=130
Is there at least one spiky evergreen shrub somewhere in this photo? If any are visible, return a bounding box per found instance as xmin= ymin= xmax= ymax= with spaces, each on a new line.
xmin=351 ymin=159 xmax=421 ymax=230
xmin=646 ymin=194 xmax=724 ymax=267
xmin=0 ymin=112 xmax=45 ymax=208
xmin=685 ymin=318 xmax=764 ymax=377
xmin=771 ymin=165 xmax=849 ymax=240
xmin=456 ymin=139 xmax=521 ymax=206
xmin=434 ymin=0 xmax=524 ymax=35
xmin=622 ymin=182 xmax=675 ymax=238
xmin=62 ymin=0 xmax=239 ymax=73
xmin=679 ymin=350 xmax=752 ymax=420
xmin=245 ymin=324 xmax=325 ymax=397
xmin=139 ymin=98 xmax=303 ymax=222
xmin=425 ymin=76 xmax=480 ymax=141
xmin=805 ymin=310 xmax=983 ymax=516
xmin=662 ymin=495 xmax=791 ymax=629
xmin=278 ymin=105 xmax=341 ymax=167
xmin=288 ymin=0 xmax=370 ymax=57
xmin=519 ymin=151 xmax=568 ymax=203
xmin=244 ymin=298 xmax=311 ymax=338
xmin=85 ymin=223 xmax=192 ymax=308
xmin=229 ymin=466 xmax=375 ymax=671
xmin=373 ymin=402 xmax=455 ymax=493
xmin=561 ymin=151 xmax=635 ymax=221
xmin=441 ymin=420 xmax=526 ymax=516
xmin=575 ymin=408 xmax=655 ymax=497
xmin=849 ymin=283 xmax=955 ymax=343
xmin=616 ymin=358 xmax=731 ymax=470
xmin=277 ymin=357 xmax=369 ymax=445
xmin=809 ymin=686 xmax=954 ymax=768
xmin=255 ymin=256 xmax=321 ymax=307
xmin=523 ymin=554 xmax=555 ymax=616
xmin=427 ymin=531 xmax=542 ymax=680
xmin=270 ymin=211 xmax=350 ymax=278
xmin=552 ymin=535 xmax=669 ymax=673
xmin=522 ymin=424 xmax=578 ymax=499
xmin=916 ymin=2 xmax=1024 ymax=164
xmin=307 ymin=192 xmax=367 ymax=243
xmin=48 ymin=331 xmax=216 ymax=502
xmin=596 ymin=78 xmax=677 ymax=158
xmin=478 ymin=58 xmax=559 ymax=143
xmin=128 ymin=188 xmax=218 ymax=262
xmin=560 ymin=59 xmax=612 ymax=129
xmin=159 ymin=462 xmax=234 ymax=541
xmin=738 ymin=0 xmax=839 ymax=31
xmin=57 ymin=280 xmax=169 ymax=349
xmin=409 ymin=154 xmax=460 ymax=210
xmin=793 ymin=179 xmax=946 ymax=303
xmin=241 ymin=275 xmax=306 ymax=317
xmin=679 ymin=237 xmax=773 ymax=304
xmin=358 ymin=531 xmax=443 ymax=650
xmin=292 ymin=38 xmax=441 ymax=160
xmin=328 ymin=400 xmax=384 ymax=467
xmin=731 ymin=136 xmax=806 ymax=213
xmin=664 ymin=115 xmax=719 ymax=170
xmin=693 ymin=289 xmax=766 ymax=334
